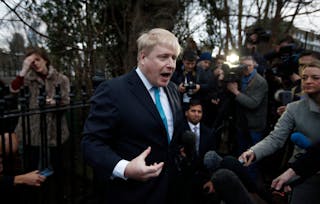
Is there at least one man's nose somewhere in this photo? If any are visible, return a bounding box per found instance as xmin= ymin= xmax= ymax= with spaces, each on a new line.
xmin=167 ymin=58 xmax=175 ymax=67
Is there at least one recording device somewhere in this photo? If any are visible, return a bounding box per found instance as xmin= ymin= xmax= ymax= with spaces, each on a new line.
xmin=274 ymin=89 xmax=293 ymax=105
xmin=203 ymin=150 xmax=223 ymax=172
xmin=183 ymin=81 xmax=197 ymax=95
xmin=204 ymin=151 xmax=248 ymax=178
xmin=174 ymin=131 xmax=197 ymax=172
xmin=40 ymin=168 xmax=54 ymax=177
xmin=246 ymin=27 xmax=271 ymax=44
xmin=181 ymin=130 xmax=197 ymax=158
xmin=223 ymin=64 xmax=248 ymax=83
xmin=268 ymin=44 xmax=301 ymax=77
xmin=204 ymin=152 xmax=258 ymax=192
xmin=291 ymin=132 xmax=311 ymax=149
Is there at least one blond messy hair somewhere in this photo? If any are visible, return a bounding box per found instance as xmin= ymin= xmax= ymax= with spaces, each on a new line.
xmin=137 ymin=28 xmax=181 ymax=60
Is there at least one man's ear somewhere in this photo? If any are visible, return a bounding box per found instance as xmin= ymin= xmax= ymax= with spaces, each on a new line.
xmin=139 ymin=52 xmax=147 ymax=66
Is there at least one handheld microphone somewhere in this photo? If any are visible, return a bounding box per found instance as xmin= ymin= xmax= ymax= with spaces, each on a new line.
xmin=181 ymin=130 xmax=197 ymax=158
xmin=220 ymin=156 xmax=258 ymax=193
xmin=203 ymin=150 xmax=223 ymax=172
xmin=203 ymin=153 xmax=259 ymax=193
xmin=291 ymin=132 xmax=311 ymax=149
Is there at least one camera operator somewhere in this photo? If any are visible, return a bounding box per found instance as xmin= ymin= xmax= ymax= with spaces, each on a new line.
xmin=226 ymin=56 xmax=268 ymax=153
xmin=205 ymin=64 xmax=239 ymax=155
xmin=226 ymin=56 xmax=268 ymax=183
xmin=264 ymin=35 xmax=303 ymax=95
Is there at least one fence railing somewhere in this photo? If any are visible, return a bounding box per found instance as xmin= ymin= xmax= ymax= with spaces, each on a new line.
xmin=0 ymin=84 xmax=96 ymax=204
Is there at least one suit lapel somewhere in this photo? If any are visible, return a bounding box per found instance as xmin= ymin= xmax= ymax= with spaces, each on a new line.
xmin=164 ymin=86 xmax=176 ymax=124
xmin=127 ymin=70 xmax=165 ymax=127
xmin=199 ymin=125 xmax=205 ymax=155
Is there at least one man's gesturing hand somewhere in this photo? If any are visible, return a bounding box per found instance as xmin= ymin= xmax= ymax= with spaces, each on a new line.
xmin=124 ymin=146 xmax=164 ymax=181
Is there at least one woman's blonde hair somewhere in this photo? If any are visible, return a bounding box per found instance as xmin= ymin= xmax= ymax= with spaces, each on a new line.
xmin=300 ymin=59 xmax=320 ymax=74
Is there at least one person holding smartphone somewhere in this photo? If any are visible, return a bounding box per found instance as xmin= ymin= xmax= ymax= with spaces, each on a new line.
xmin=0 ymin=132 xmax=46 ymax=203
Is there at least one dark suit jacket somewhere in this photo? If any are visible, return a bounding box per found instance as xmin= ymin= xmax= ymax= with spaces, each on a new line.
xmin=82 ymin=70 xmax=184 ymax=204
xmin=183 ymin=121 xmax=216 ymax=158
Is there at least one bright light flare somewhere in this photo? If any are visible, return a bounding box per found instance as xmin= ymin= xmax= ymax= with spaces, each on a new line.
xmin=226 ymin=53 xmax=239 ymax=64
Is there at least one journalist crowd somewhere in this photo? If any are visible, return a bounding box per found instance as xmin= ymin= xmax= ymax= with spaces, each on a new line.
xmin=0 ymin=27 xmax=320 ymax=204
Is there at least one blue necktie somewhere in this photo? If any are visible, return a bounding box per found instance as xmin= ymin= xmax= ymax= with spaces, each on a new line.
xmin=153 ymin=87 xmax=169 ymax=141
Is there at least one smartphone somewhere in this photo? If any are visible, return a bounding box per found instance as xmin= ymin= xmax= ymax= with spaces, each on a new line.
xmin=40 ymin=168 xmax=54 ymax=177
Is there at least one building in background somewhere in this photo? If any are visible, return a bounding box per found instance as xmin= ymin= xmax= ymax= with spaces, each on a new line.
xmin=291 ymin=25 xmax=320 ymax=52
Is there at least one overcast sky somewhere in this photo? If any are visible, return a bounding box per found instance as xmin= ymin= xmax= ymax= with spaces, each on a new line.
xmin=1 ymin=1 xmax=320 ymax=50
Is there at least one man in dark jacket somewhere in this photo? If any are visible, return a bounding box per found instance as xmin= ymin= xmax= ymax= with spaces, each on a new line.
xmin=82 ymin=28 xmax=184 ymax=204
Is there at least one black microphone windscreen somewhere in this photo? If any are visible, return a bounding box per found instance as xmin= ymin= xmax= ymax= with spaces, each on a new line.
xmin=203 ymin=150 xmax=223 ymax=172
xmin=181 ymin=130 xmax=196 ymax=156
xmin=181 ymin=130 xmax=196 ymax=145
xmin=220 ymin=156 xmax=257 ymax=193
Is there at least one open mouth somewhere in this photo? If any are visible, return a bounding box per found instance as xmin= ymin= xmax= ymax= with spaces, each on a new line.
xmin=161 ymin=73 xmax=171 ymax=78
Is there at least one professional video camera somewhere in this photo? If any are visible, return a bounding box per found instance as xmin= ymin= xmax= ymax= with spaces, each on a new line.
xmin=223 ymin=64 xmax=248 ymax=83
xmin=246 ymin=27 xmax=271 ymax=45
xmin=268 ymin=44 xmax=301 ymax=77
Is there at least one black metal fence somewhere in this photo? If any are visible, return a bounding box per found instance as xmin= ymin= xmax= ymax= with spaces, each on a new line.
xmin=0 ymin=84 xmax=97 ymax=204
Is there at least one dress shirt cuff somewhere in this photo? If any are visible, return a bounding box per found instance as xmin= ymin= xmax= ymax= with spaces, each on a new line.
xmin=112 ymin=159 xmax=130 ymax=180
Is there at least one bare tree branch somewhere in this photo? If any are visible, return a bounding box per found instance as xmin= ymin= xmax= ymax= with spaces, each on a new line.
xmin=0 ymin=0 xmax=82 ymax=51
xmin=282 ymin=8 xmax=320 ymax=19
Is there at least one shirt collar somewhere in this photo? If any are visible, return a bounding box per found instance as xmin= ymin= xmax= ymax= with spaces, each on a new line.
xmin=188 ymin=121 xmax=200 ymax=129
xmin=136 ymin=67 xmax=153 ymax=91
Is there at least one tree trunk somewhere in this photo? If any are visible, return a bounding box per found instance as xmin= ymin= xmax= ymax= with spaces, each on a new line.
xmin=124 ymin=0 xmax=180 ymax=73
xmin=270 ymin=0 xmax=283 ymax=46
